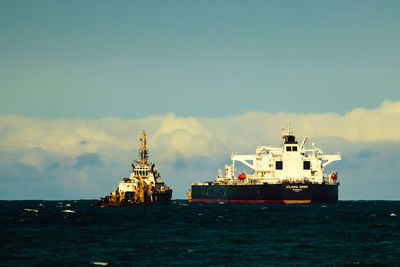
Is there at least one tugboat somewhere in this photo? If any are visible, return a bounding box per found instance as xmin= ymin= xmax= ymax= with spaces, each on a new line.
xmin=98 ymin=130 xmax=172 ymax=206
xmin=188 ymin=124 xmax=341 ymax=204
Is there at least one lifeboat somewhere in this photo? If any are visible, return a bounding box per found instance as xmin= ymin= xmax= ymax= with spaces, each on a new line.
xmin=238 ymin=173 xmax=246 ymax=180
xmin=330 ymin=172 xmax=337 ymax=180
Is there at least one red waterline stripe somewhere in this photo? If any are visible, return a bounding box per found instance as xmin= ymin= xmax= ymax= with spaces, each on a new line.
xmin=191 ymin=199 xmax=312 ymax=204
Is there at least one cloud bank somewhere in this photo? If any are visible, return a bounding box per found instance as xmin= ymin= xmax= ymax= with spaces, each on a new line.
xmin=1 ymin=100 xmax=399 ymax=200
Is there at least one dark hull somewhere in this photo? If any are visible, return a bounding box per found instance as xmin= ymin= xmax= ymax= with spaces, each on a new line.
xmin=152 ymin=189 xmax=173 ymax=205
xmin=191 ymin=183 xmax=338 ymax=204
xmin=98 ymin=189 xmax=172 ymax=207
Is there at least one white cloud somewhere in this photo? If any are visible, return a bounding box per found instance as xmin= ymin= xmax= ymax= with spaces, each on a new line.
xmin=209 ymin=100 xmax=400 ymax=144
xmin=0 ymin=100 xmax=399 ymax=199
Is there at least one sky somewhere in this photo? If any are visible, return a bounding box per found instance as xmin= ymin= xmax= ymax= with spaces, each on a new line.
xmin=1 ymin=1 xmax=399 ymax=200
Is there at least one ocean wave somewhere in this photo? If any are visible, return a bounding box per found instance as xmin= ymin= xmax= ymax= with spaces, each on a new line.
xmin=24 ymin=209 xmax=38 ymax=213
xmin=61 ymin=209 xmax=76 ymax=213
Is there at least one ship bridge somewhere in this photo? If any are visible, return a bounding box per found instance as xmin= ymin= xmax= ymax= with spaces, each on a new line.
xmin=227 ymin=124 xmax=341 ymax=184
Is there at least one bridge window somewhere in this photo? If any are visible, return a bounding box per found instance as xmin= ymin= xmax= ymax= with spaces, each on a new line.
xmin=293 ymin=146 xmax=298 ymax=151
xmin=276 ymin=161 xmax=283 ymax=170
xmin=303 ymin=161 xmax=311 ymax=170
xmin=286 ymin=146 xmax=292 ymax=152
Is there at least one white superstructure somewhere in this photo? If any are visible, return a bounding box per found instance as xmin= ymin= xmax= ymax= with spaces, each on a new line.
xmin=99 ymin=130 xmax=172 ymax=206
xmin=114 ymin=130 xmax=166 ymax=195
xmin=216 ymin=124 xmax=341 ymax=185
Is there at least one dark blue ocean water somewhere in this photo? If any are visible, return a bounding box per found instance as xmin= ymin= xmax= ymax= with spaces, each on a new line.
xmin=1 ymin=200 xmax=399 ymax=266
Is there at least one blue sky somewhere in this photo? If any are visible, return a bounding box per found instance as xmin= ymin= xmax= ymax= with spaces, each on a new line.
xmin=0 ymin=1 xmax=399 ymax=199
xmin=2 ymin=0 xmax=399 ymax=118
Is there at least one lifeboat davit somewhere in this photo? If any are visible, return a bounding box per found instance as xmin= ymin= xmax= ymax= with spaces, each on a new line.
xmin=238 ymin=173 xmax=246 ymax=180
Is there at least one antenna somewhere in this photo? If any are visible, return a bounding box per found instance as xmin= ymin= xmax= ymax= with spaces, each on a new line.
xmin=282 ymin=123 xmax=296 ymax=144
xmin=282 ymin=122 xmax=293 ymax=137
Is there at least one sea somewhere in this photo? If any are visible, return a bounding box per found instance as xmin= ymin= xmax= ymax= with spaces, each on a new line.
xmin=1 ymin=200 xmax=399 ymax=266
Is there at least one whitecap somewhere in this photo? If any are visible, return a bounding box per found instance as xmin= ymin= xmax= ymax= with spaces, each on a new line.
xmin=390 ymin=213 xmax=396 ymax=217
xmin=198 ymin=213 xmax=203 ymax=216
xmin=24 ymin=209 xmax=38 ymax=213
xmin=38 ymin=203 xmax=44 ymax=207
xmin=91 ymin=262 xmax=108 ymax=266
xmin=65 ymin=203 xmax=71 ymax=207
xmin=321 ymin=205 xmax=327 ymax=208
xmin=61 ymin=210 xmax=76 ymax=213
xmin=260 ymin=207 xmax=268 ymax=210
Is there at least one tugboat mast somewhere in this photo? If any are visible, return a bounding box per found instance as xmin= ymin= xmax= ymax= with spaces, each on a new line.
xmin=139 ymin=130 xmax=148 ymax=165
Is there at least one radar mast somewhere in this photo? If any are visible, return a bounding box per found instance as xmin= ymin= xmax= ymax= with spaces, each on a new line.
xmin=282 ymin=123 xmax=297 ymax=144
xmin=139 ymin=130 xmax=148 ymax=165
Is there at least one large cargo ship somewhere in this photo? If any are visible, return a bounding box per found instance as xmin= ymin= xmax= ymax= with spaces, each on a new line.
xmin=188 ymin=125 xmax=341 ymax=204
xmin=98 ymin=130 xmax=172 ymax=206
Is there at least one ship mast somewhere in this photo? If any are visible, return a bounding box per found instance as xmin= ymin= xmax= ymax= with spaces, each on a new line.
xmin=282 ymin=122 xmax=293 ymax=137
xmin=282 ymin=123 xmax=297 ymax=144
xmin=139 ymin=130 xmax=148 ymax=165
